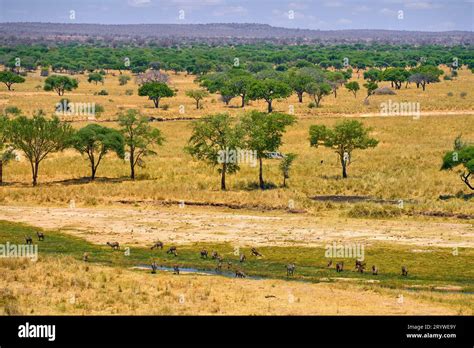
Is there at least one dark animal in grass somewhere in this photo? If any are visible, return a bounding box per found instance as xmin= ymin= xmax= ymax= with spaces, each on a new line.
xmin=211 ymin=251 xmax=219 ymax=259
xmin=401 ymin=266 xmax=408 ymax=276
xmin=215 ymin=261 xmax=223 ymax=272
xmin=372 ymin=265 xmax=378 ymax=275
xmin=107 ymin=242 xmax=120 ymax=250
xmin=25 ymin=236 xmax=33 ymax=245
xmin=355 ymin=260 xmax=366 ymax=273
xmin=173 ymin=265 xmax=180 ymax=275
xmin=235 ymin=270 xmax=246 ymax=278
xmin=327 ymin=259 xmax=333 ymax=268
xmin=167 ymin=246 xmax=178 ymax=256
xmin=287 ymin=264 xmax=296 ymax=276
xmin=151 ymin=241 xmax=163 ymax=250
xmin=239 ymin=254 xmax=246 ymax=263
xmin=82 ymin=252 xmax=89 ymax=262
xmin=251 ymin=248 xmax=262 ymax=257
xmin=151 ymin=262 xmax=158 ymax=274
xmin=36 ymin=231 xmax=45 ymax=241
xmin=227 ymin=261 xmax=233 ymax=269
xmin=336 ymin=261 xmax=344 ymax=273
xmin=200 ymin=249 xmax=208 ymax=258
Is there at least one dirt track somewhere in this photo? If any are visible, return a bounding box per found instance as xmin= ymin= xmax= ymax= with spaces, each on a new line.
xmin=0 ymin=204 xmax=472 ymax=248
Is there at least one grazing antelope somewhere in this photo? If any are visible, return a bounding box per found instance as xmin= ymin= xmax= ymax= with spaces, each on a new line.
xmin=106 ymin=242 xmax=120 ymax=250
xmin=173 ymin=265 xmax=180 ymax=275
xmin=239 ymin=254 xmax=246 ymax=263
xmin=372 ymin=265 xmax=378 ymax=275
xmin=36 ymin=231 xmax=45 ymax=241
xmin=336 ymin=261 xmax=344 ymax=273
xmin=82 ymin=252 xmax=89 ymax=262
xmin=215 ymin=261 xmax=223 ymax=272
xmin=200 ymin=249 xmax=208 ymax=258
xmin=151 ymin=262 xmax=158 ymax=274
xmin=25 ymin=236 xmax=33 ymax=245
xmin=286 ymin=264 xmax=296 ymax=276
xmin=355 ymin=260 xmax=366 ymax=273
xmin=327 ymin=259 xmax=333 ymax=268
xmin=235 ymin=270 xmax=246 ymax=278
xmin=251 ymin=247 xmax=262 ymax=257
xmin=211 ymin=251 xmax=219 ymax=259
xmin=151 ymin=241 xmax=163 ymax=250
xmin=167 ymin=246 xmax=178 ymax=256
xmin=401 ymin=266 xmax=408 ymax=276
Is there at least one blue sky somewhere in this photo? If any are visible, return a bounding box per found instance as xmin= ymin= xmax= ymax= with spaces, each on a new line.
xmin=0 ymin=0 xmax=472 ymax=31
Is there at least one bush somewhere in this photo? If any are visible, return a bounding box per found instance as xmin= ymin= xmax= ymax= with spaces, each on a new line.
xmin=95 ymin=89 xmax=108 ymax=96
xmin=161 ymin=104 xmax=169 ymax=110
xmin=3 ymin=106 xmax=22 ymax=116
xmin=94 ymin=104 xmax=105 ymax=117
xmin=460 ymin=92 xmax=467 ymax=98
xmin=447 ymin=92 xmax=454 ymax=97
xmin=125 ymin=89 xmax=133 ymax=96
xmin=308 ymin=102 xmax=316 ymax=109
xmin=373 ymin=87 xmax=396 ymax=95
xmin=443 ymin=75 xmax=452 ymax=81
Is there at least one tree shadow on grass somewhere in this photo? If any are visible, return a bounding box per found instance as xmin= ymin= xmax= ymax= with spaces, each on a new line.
xmin=243 ymin=181 xmax=279 ymax=191
xmin=439 ymin=192 xmax=474 ymax=201
xmin=47 ymin=176 xmax=133 ymax=186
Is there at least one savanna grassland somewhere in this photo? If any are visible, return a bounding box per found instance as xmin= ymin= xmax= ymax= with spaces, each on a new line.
xmin=0 ymin=55 xmax=473 ymax=315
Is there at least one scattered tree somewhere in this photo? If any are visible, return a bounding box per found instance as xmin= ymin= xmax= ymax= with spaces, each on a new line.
xmin=248 ymin=79 xmax=292 ymax=113
xmin=279 ymin=153 xmax=297 ymax=187
xmin=44 ymin=75 xmax=78 ymax=96
xmin=9 ymin=112 xmax=74 ymax=186
xmin=345 ymin=81 xmax=360 ymax=97
xmin=118 ymin=109 xmax=164 ymax=180
xmin=305 ymin=82 xmax=332 ymax=107
xmin=186 ymin=89 xmax=209 ymax=109
xmin=0 ymin=115 xmax=15 ymax=184
xmin=309 ymin=120 xmax=378 ymax=178
xmin=185 ymin=113 xmax=243 ymax=190
xmin=72 ymin=124 xmax=125 ymax=180
xmin=87 ymin=72 xmax=104 ymax=85
xmin=138 ymin=82 xmax=175 ymax=108
xmin=441 ymin=136 xmax=474 ymax=190
xmin=241 ymin=111 xmax=296 ymax=189
xmin=0 ymin=71 xmax=25 ymax=91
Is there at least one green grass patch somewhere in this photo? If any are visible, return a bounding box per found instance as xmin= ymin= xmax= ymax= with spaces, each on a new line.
xmin=0 ymin=220 xmax=473 ymax=293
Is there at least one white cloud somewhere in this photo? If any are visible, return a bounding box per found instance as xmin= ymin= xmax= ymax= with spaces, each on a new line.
xmin=380 ymin=7 xmax=397 ymax=16
xmin=128 ymin=0 xmax=151 ymax=7
xmin=324 ymin=1 xmax=343 ymax=7
xmin=404 ymin=1 xmax=442 ymax=9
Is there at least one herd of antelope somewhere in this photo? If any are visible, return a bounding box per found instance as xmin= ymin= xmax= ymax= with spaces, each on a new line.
xmin=102 ymin=239 xmax=409 ymax=279
xmin=22 ymin=231 xmax=409 ymax=279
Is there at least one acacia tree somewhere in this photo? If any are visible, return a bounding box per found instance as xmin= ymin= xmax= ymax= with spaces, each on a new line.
xmin=9 ymin=112 xmax=74 ymax=186
xmin=72 ymin=124 xmax=125 ymax=180
xmin=305 ymin=82 xmax=332 ymax=107
xmin=138 ymin=82 xmax=175 ymax=108
xmin=363 ymin=82 xmax=378 ymax=103
xmin=118 ymin=109 xmax=164 ymax=180
xmin=0 ymin=115 xmax=15 ymax=184
xmin=249 ymin=79 xmax=292 ymax=113
xmin=0 ymin=71 xmax=25 ymax=91
xmin=309 ymin=120 xmax=378 ymax=178
xmin=185 ymin=113 xmax=243 ymax=190
xmin=408 ymin=65 xmax=443 ymax=91
xmin=44 ymin=75 xmax=78 ymax=96
xmin=241 ymin=111 xmax=296 ymax=189
xmin=345 ymin=81 xmax=360 ymax=97
xmin=441 ymin=136 xmax=474 ymax=190
xmin=87 ymin=72 xmax=104 ymax=85
xmin=287 ymin=68 xmax=314 ymax=103
xmin=185 ymin=89 xmax=209 ymax=109
xmin=279 ymin=153 xmax=297 ymax=187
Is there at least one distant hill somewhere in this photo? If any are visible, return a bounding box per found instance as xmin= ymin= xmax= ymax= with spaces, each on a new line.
xmin=1 ymin=22 xmax=473 ymax=46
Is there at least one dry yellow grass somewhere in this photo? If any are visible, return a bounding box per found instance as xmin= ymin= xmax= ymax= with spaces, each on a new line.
xmin=0 ymin=256 xmax=467 ymax=315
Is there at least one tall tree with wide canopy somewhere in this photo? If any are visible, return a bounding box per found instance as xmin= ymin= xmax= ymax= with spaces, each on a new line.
xmin=44 ymin=75 xmax=78 ymax=96
xmin=0 ymin=71 xmax=25 ymax=91
xmin=248 ymin=79 xmax=292 ymax=113
xmin=72 ymin=124 xmax=125 ymax=180
xmin=441 ymin=136 xmax=474 ymax=190
xmin=9 ymin=112 xmax=74 ymax=186
xmin=118 ymin=109 xmax=164 ymax=180
xmin=185 ymin=113 xmax=243 ymax=190
xmin=138 ymin=82 xmax=175 ymax=108
xmin=309 ymin=120 xmax=378 ymax=178
xmin=241 ymin=111 xmax=296 ymax=189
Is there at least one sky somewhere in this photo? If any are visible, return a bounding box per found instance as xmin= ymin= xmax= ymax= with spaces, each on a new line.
xmin=0 ymin=0 xmax=472 ymax=31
